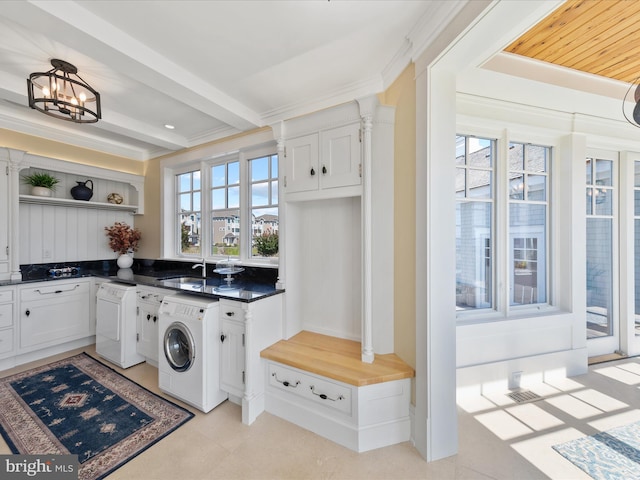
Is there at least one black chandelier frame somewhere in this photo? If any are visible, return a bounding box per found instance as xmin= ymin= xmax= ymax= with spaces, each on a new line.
xmin=27 ymin=59 xmax=101 ymax=124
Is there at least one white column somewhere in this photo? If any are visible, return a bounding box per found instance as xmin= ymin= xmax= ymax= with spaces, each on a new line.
xmin=7 ymin=149 xmax=25 ymax=280
xmin=358 ymin=98 xmax=375 ymax=363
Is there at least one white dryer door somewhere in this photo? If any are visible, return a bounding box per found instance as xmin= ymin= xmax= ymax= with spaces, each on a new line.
xmin=163 ymin=322 xmax=195 ymax=372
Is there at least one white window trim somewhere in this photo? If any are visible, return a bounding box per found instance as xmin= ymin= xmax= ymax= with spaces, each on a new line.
xmin=160 ymin=130 xmax=278 ymax=267
xmin=456 ymin=130 xmax=559 ymax=324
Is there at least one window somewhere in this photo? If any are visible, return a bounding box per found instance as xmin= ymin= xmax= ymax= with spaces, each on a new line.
xmin=250 ymin=154 xmax=279 ymax=258
xmin=508 ymin=142 xmax=548 ymax=306
xmin=173 ymin=150 xmax=278 ymax=263
xmin=456 ymin=135 xmax=494 ymax=310
xmin=456 ymin=135 xmax=551 ymax=316
xmin=587 ymin=157 xmax=614 ymax=338
xmin=176 ymin=170 xmax=201 ymax=255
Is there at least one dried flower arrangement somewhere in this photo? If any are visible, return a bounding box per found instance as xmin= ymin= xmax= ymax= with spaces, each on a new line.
xmin=105 ymin=222 xmax=141 ymax=255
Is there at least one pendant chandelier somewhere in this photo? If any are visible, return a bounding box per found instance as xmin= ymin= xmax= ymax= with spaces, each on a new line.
xmin=27 ymin=59 xmax=101 ymax=123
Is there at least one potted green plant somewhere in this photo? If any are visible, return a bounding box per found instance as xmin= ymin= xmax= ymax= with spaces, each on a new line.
xmin=22 ymin=171 xmax=60 ymax=197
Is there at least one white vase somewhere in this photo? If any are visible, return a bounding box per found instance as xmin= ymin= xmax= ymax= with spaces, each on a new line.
xmin=31 ymin=186 xmax=52 ymax=197
xmin=117 ymin=253 xmax=133 ymax=269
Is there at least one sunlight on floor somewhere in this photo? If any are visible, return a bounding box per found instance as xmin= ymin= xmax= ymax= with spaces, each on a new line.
xmin=457 ymin=358 xmax=640 ymax=479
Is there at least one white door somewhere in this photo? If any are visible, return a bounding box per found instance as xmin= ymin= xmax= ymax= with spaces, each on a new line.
xmin=586 ymin=149 xmax=619 ymax=357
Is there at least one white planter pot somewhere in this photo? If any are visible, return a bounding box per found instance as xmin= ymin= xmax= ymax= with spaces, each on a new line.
xmin=31 ymin=186 xmax=52 ymax=197
xmin=117 ymin=253 xmax=133 ymax=269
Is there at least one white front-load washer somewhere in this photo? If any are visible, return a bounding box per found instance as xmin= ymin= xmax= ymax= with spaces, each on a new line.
xmin=157 ymin=294 xmax=227 ymax=413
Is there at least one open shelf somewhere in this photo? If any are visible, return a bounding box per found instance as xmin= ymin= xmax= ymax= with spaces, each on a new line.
xmin=19 ymin=194 xmax=139 ymax=212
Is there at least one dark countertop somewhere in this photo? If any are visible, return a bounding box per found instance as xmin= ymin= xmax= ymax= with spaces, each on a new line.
xmin=0 ymin=259 xmax=284 ymax=303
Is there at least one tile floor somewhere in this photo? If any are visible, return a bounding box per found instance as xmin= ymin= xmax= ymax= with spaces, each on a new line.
xmin=2 ymin=345 xmax=640 ymax=479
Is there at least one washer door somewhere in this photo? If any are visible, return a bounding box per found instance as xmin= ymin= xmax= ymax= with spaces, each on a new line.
xmin=163 ymin=322 xmax=195 ymax=372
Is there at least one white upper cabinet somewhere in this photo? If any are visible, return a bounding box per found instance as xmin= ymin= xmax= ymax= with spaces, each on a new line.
xmin=320 ymin=123 xmax=361 ymax=190
xmin=284 ymin=123 xmax=361 ymax=198
xmin=284 ymin=133 xmax=320 ymax=194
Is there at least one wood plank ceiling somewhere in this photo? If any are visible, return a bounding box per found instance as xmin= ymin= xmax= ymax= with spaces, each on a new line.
xmin=505 ymin=0 xmax=640 ymax=84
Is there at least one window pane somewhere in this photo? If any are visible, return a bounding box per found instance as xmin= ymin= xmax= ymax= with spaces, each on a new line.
xmin=509 ymin=143 xmax=524 ymax=170
xmin=526 ymin=145 xmax=547 ymax=172
xmin=468 ymin=170 xmax=491 ymax=198
xmin=212 ymin=189 xmax=225 ymax=209
xmin=251 ymin=207 xmax=279 ymax=257
xmin=192 ymin=171 xmax=201 ymax=190
xmin=587 ymin=217 xmax=613 ymax=338
xmin=252 ymin=156 xmax=269 ymax=182
xmin=456 ymin=168 xmax=466 ymax=197
xmin=212 ymin=165 xmax=225 ymax=187
xmin=192 ymin=191 xmax=200 ymax=209
xmin=180 ymin=213 xmax=201 ymax=255
xmin=596 ymin=160 xmax=613 ymax=186
xmin=179 ymin=193 xmax=191 ymax=211
xmin=595 ymin=188 xmax=612 ymax=216
xmin=528 ymin=175 xmax=546 ymax=201
xmin=456 ymin=202 xmax=492 ymax=310
xmin=178 ymin=173 xmax=191 ymax=192
xmin=228 ymin=161 xmax=239 ymax=185
xmin=509 ymin=204 xmax=546 ymax=305
xmin=272 ymin=158 xmax=278 ymax=178
xmin=586 ymin=158 xmax=593 ymax=185
xmin=271 ymin=180 xmax=278 ymax=204
xmin=252 ymin=182 xmax=269 ymax=206
xmin=509 ymin=175 xmax=525 ymax=200
xmin=468 ymin=138 xmax=492 ymax=169
xmin=211 ymin=212 xmax=239 ymax=257
xmin=228 ymin=186 xmax=240 ymax=208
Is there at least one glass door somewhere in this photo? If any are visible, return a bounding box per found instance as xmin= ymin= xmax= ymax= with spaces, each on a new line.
xmin=586 ymin=151 xmax=619 ymax=357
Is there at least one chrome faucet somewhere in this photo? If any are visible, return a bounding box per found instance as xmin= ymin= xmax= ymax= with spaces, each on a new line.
xmin=192 ymin=259 xmax=206 ymax=278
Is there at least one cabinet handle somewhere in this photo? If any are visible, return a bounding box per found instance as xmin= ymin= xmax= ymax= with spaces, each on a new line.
xmin=35 ymin=285 xmax=80 ymax=295
xmin=272 ymin=372 xmax=300 ymax=388
xmin=25 ymin=309 xmax=30 ymax=317
xmin=322 ymin=165 xmax=327 ymax=174
xmin=220 ymin=334 xmax=226 ymax=343
xmin=225 ymin=311 xmax=234 ymax=317
xmin=310 ymin=167 xmax=315 ymax=176
xmin=310 ymin=385 xmax=344 ymax=401
xmin=153 ymin=315 xmax=157 ymax=323
xmin=147 ymin=314 xmax=151 ymax=320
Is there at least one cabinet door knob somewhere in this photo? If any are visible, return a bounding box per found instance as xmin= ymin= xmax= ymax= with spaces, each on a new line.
xmin=310 ymin=167 xmax=315 ymax=176
xmin=322 ymin=165 xmax=327 ymax=174
xmin=153 ymin=315 xmax=157 ymax=323
xmin=147 ymin=314 xmax=151 ymax=320
xmin=25 ymin=309 xmax=30 ymax=317
xmin=225 ymin=311 xmax=234 ymax=317
xmin=220 ymin=334 xmax=226 ymax=343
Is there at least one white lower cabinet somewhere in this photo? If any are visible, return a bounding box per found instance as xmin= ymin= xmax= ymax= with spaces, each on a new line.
xmin=218 ymin=295 xmax=283 ymax=425
xmin=19 ymin=279 xmax=91 ymax=352
xmin=0 ymin=287 xmax=15 ymax=358
xmin=136 ymin=286 xmax=170 ymax=366
xmin=265 ymin=361 xmax=411 ymax=453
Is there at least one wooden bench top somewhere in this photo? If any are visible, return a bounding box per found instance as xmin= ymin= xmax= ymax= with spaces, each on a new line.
xmin=260 ymin=330 xmax=415 ymax=387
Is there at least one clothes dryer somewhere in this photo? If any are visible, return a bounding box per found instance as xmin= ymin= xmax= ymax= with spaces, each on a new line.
xmin=157 ymin=294 xmax=227 ymax=412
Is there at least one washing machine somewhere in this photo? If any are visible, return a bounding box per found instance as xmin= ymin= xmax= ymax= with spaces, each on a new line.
xmin=96 ymin=282 xmax=145 ymax=368
xmin=157 ymin=294 xmax=227 ymax=413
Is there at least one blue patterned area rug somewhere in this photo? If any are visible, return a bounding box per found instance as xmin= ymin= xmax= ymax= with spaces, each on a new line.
xmin=0 ymin=353 xmax=194 ymax=480
xmin=553 ymin=421 xmax=640 ymax=479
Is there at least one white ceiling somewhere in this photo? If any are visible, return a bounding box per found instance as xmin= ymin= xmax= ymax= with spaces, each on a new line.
xmin=0 ymin=0 xmax=462 ymax=161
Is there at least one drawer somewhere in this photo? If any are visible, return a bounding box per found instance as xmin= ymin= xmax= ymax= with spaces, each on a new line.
xmin=0 ymin=303 xmax=12 ymax=328
xmin=219 ymin=301 xmax=244 ymax=321
xmin=268 ymin=362 xmax=352 ymax=415
xmin=0 ymin=328 xmax=14 ymax=355
xmin=20 ymin=280 xmax=90 ymax=301
xmin=0 ymin=288 xmax=13 ymax=303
